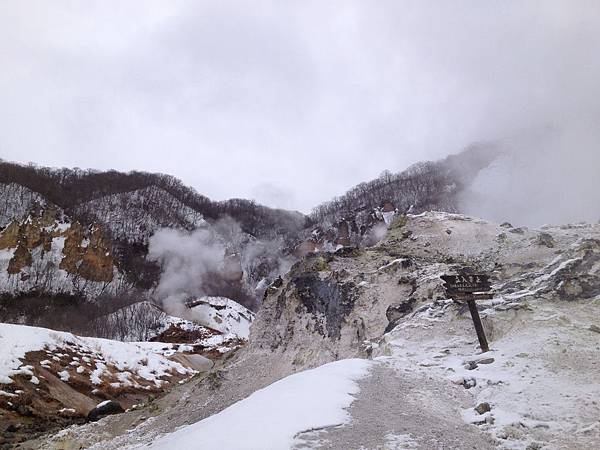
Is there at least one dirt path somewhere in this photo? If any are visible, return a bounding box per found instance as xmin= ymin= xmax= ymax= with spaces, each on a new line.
xmin=294 ymin=362 xmax=496 ymax=450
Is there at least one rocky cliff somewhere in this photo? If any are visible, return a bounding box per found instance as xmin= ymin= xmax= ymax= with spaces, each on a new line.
xmin=253 ymin=212 xmax=600 ymax=367
xmin=0 ymin=205 xmax=127 ymax=298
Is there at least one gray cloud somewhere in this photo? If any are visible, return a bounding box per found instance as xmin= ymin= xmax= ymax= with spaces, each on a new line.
xmin=1 ymin=1 xmax=600 ymax=223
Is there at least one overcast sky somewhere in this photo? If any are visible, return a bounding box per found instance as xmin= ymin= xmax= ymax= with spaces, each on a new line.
xmin=1 ymin=1 xmax=599 ymax=216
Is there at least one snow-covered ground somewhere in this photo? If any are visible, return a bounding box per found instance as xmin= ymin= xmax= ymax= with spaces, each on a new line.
xmin=377 ymin=297 xmax=600 ymax=449
xmin=145 ymin=359 xmax=372 ymax=450
xmin=186 ymin=296 xmax=255 ymax=339
xmin=0 ymin=323 xmax=194 ymax=388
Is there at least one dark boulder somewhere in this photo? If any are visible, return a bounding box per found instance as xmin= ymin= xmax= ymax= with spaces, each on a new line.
xmin=87 ymin=400 xmax=124 ymax=422
xmin=385 ymin=298 xmax=417 ymax=332
xmin=475 ymin=402 xmax=491 ymax=415
xmin=536 ymin=232 xmax=555 ymax=248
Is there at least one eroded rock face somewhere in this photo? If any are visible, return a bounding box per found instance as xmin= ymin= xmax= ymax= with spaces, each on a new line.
xmin=8 ymin=243 xmax=33 ymax=275
xmin=59 ymin=221 xmax=86 ymax=274
xmin=247 ymin=212 xmax=600 ymax=376
xmin=79 ymin=231 xmax=114 ymax=282
xmin=0 ymin=221 xmax=20 ymax=250
xmin=0 ymin=206 xmax=115 ymax=284
xmin=293 ymin=273 xmax=358 ymax=339
xmin=250 ymin=246 xmax=416 ymax=368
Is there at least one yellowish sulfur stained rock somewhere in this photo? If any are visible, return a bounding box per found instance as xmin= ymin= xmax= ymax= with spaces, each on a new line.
xmin=0 ymin=207 xmax=115 ymax=283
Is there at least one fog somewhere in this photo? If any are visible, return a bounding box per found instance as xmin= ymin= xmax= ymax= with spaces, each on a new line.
xmin=1 ymin=1 xmax=600 ymax=224
xmin=460 ymin=124 xmax=600 ymax=226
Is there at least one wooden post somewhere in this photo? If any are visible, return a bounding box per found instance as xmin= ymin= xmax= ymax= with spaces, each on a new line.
xmin=466 ymin=297 xmax=489 ymax=353
xmin=441 ymin=273 xmax=492 ymax=353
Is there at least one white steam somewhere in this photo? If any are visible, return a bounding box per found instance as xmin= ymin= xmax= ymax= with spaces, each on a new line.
xmin=147 ymin=227 xmax=226 ymax=320
xmin=147 ymin=218 xmax=295 ymax=316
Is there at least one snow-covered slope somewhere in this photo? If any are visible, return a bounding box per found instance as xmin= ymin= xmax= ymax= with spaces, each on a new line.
xmin=149 ymin=359 xmax=371 ymax=450
xmin=74 ymin=186 xmax=206 ymax=243
xmin=184 ymin=296 xmax=255 ymax=339
xmin=0 ymin=322 xmax=206 ymax=445
xmin=0 ymin=183 xmax=48 ymax=227
xmin=0 ymin=323 xmax=194 ymax=387
xmin=91 ymin=300 xmax=252 ymax=357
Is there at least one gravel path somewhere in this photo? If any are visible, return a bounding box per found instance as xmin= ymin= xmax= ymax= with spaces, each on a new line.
xmin=294 ymin=362 xmax=496 ymax=450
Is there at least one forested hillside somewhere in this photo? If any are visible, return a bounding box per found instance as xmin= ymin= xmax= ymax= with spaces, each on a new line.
xmin=0 ymin=144 xmax=499 ymax=332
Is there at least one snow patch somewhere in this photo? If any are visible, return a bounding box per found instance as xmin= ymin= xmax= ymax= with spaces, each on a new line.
xmin=148 ymin=359 xmax=372 ymax=450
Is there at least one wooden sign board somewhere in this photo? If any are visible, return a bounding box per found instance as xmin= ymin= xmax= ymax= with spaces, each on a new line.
xmin=450 ymin=292 xmax=494 ymax=301
xmin=441 ymin=274 xmax=491 ymax=293
xmin=441 ymin=273 xmax=492 ymax=353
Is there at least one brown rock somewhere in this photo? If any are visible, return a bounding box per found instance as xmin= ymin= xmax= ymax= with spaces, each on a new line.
xmin=59 ymin=222 xmax=114 ymax=282
xmin=78 ymin=225 xmax=114 ymax=282
xmin=59 ymin=221 xmax=85 ymax=274
xmin=0 ymin=221 xmax=20 ymax=250
xmin=7 ymin=243 xmax=32 ymax=274
xmin=475 ymin=402 xmax=491 ymax=415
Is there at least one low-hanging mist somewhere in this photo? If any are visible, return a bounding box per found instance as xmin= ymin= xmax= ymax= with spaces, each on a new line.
xmin=458 ymin=123 xmax=600 ymax=227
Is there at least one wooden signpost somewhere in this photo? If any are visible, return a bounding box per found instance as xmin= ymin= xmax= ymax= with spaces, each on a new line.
xmin=441 ymin=274 xmax=492 ymax=353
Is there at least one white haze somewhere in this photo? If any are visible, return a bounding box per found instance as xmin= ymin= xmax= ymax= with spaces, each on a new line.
xmin=459 ymin=123 xmax=600 ymax=226
xmin=1 ymin=1 xmax=600 ymax=224
xmin=147 ymin=218 xmax=295 ymax=314
xmin=147 ymin=227 xmax=226 ymax=320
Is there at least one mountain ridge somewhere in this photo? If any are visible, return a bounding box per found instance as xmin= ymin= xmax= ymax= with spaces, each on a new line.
xmin=0 ymin=145 xmax=500 ymax=332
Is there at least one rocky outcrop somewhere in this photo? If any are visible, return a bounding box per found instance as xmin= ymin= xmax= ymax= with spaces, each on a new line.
xmin=0 ymin=206 xmax=123 ymax=297
xmin=251 ymin=245 xmax=417 ymax=367
xmin=296 ymin=202 xmax=399 ymax=257
xmin=59 ymin=223 xmax=114 ymax=282
xmin=249 ymin=212 xmax=600 ymax=374
xmin=534 ymin=238 xmax=600 ymax=300
xmin=0 ymin=211 xmax=115 ymax=283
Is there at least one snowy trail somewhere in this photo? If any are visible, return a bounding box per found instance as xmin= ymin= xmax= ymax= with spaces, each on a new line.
xmin=296 ymin=299 xmax=600 ymax=450
xmin=294 ymin=363 xmax=495 ymax=450
xmin=146 ymin=359 xmax=373 ymax=450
